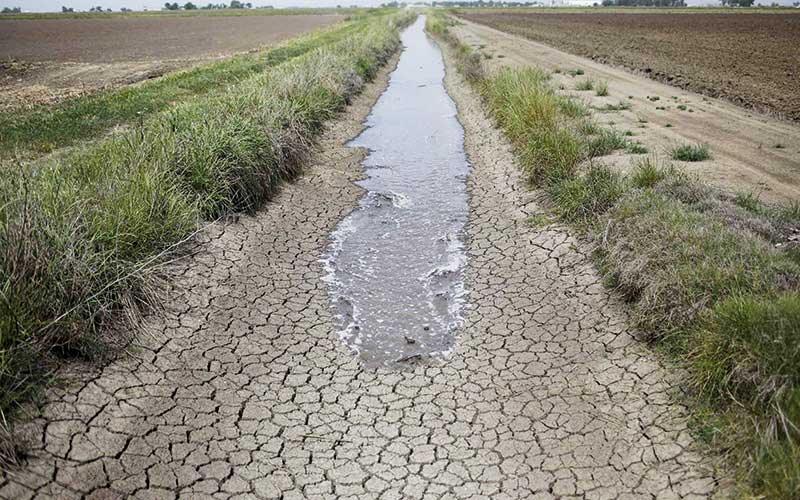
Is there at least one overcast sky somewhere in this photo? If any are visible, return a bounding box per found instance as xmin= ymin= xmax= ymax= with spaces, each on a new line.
xmin=1 ymin=0 xmax=796 ymax=12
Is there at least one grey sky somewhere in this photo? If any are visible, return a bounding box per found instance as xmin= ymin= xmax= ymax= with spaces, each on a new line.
xmin=1 ymin=0 xmax=796 ymax=12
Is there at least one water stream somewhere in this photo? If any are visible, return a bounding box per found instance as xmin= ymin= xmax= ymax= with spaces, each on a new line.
xmin=322 ymin=16 xmax=470 ymax=368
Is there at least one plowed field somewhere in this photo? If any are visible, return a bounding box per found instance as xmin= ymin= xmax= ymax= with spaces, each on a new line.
xmin=455 ymin=10 xmax=800 ymax=121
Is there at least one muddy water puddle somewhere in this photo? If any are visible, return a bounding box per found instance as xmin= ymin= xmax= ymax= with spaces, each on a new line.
xmin=322 ymin=16 xmax=470 ymax=368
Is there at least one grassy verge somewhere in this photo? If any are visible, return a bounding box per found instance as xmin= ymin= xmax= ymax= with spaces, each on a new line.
xmin=427 ymin=12 xmax=800 ymax=498
xmin=0 ymin=10 xmax=415 ymax=464
xmin=0 ymin=11 xmax=391 ymax=158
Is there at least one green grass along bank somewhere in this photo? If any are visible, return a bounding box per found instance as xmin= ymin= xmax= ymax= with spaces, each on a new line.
xmin=0 ymin=9 xmax=394 ymax=159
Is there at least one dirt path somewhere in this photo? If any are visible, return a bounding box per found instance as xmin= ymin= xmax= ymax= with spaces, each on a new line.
xmin=452 ymin=19 xmax=800 ymax=204
xmin=1 ymin=28 xmax=718 ymax=500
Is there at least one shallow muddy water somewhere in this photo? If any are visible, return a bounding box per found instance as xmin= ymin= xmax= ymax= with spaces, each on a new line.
xmin=322 ymin=16 xmax=470 ymax=368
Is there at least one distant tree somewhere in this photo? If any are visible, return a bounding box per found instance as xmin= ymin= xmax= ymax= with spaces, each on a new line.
xmin=62 ymin=5 xmax=74 ymax=11
xmin=120 ymin=7 xmax=132 ymax=11
xmin=164 ymin=2 xmax=180 ymax=9
xmin=184 ymin=1 xmax=197 ymax=8
xmin=600 ymin=0 xmax=685 ymax=5
xmin=1 ymin=6 xmax=21 ymax=13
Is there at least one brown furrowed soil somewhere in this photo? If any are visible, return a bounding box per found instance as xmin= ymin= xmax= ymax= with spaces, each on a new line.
xmin=0 ymin=14 xmax=341 ymax=62
xmin=0 ymin=14 xmax=340 ymax=109
xmin=455 ymin=9 xmax=800 ymax=122
xmin=450 ymin=17 xmax=800 ymax=204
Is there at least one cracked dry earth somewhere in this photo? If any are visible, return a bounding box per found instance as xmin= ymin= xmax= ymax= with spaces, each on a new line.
xmin=1 ymin=27 xmax=719 ymax=500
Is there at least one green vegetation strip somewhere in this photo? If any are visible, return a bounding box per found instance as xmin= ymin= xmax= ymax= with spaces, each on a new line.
xmin=0 ymin=11 xmax=414 ymax=460
xmin=0 ymin=10 xmax=390 ymax=158
xmin=428 ymin=13 xmax=800 ymax=499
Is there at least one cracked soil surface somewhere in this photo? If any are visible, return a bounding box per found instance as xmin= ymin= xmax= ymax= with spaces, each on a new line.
xmin=1 ymin=29 xmax=720 ymax=499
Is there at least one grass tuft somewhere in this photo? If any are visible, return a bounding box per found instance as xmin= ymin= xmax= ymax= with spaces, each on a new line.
xmin=482 ymin=67 xmax=582 ymax=185
xmin=671 ymin=143 xmax=712 ymax=162
xmin=596 ymin=100 xmax=632 ymax=113
xmin=575 ymin=78 xmax=595 ymax=91
xmin=595 ymin=80 xmax=609 ymax=96
xmin=583 ymin=128 xmax=628 ymax=158
xmin=630 ymin=157 xmax=672 ymax=189
xmin=558 ymin=97 xmax=591 ymax=118
xmin=549 ymin=164 xmax=626 ymax=226
xmin=626 ymin=142 xmax=648 ymax=154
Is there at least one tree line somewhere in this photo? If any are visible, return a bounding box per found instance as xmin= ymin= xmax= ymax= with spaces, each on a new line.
xmin=600 ymin=0 xmax=687 ymax=6
xmin=0 ymin=2 xmax=269 ymax=13
xmin=163 ymin=1 xmax=257 ymax=9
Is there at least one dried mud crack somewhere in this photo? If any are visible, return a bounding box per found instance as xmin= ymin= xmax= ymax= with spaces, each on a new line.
xmin=1 ymin=23 xmax=719 ymax=500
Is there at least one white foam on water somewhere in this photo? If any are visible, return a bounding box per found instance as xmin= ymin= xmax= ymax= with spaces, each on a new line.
xmin=320 ymin=16 xmax=471 ymax=367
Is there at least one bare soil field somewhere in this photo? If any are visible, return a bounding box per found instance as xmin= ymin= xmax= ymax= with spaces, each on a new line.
xmin=455 ymin=9 xmax=800 ymax=122
xmin=450 ymin=17 xmax=800 ymax=203
xmin=0 ymin=14 xmax=340 ymax=109
xmin=0 ymin=14 xmax=341 ymax=62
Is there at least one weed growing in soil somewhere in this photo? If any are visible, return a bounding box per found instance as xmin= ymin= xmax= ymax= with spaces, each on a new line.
xmin=526 ymin=213 xmax=551 ymax=228
xmin=626 ymin=142 xmax=648 ymax=154
xmin=672 ymin=143 xmax=712 ymax=161
xmin=584 ymin=128 xmax=628 ymax=158
xmin=596 ymin=101 xmax=632 ymax=112
xmin=595 ymin=80 xmax=609 ymax=96
xmin=575 ymin=78 xmax=594 ymax=91
xmin=557 ymin=97 xmax=590 ymax=118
